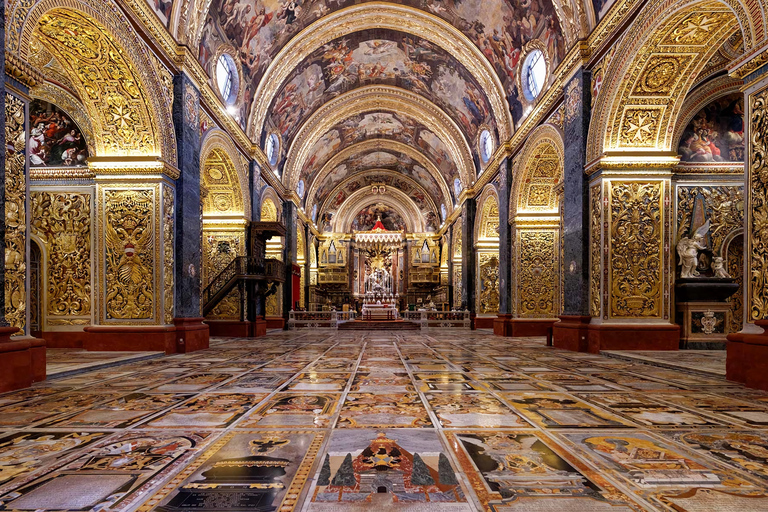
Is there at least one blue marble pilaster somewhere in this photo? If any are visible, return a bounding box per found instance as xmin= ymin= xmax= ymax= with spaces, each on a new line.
xmin=247 ymin=161 xmax=262 ymax=321
xmin=562 ymin=69 xmax=592 ymax=316
xmin=172 ymin=74 xmax=202 ymax=318
xmin=282 ymin=200 xmax=297 ymax=323
xmin=461 ymin=198 xmax=477 ymax=315
xmin=496 ymin=158 xmax=512 ymax=315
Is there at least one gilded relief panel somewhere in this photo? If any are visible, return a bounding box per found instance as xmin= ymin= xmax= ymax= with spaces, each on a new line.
xmin=676 ymin=186 xmax=744 ymax=256
xmin=102 ymin=188 xmax=157 ymax=322
xmin=477 ymin=253 xmax=499 ymax=315
xmin=30 ymin=191 xmax=92 ymax=327
xmin=517 ymin=230 xmax=558 ymax=318
xmin=749 ymin=85 xmax=768 ymax=321
xmin=609 ymin=181 xmax=664 ymax=318
xmin=728 ymin=235 xmax=744 ymax=333
xmin=4 ymin=94 xmax=27 ymax=334
xmin=162 ymin=186 xmax=174 ymax=324
xmin=203 ymin=231 xmax=244 ymax=320
xmin=590 ymin=185 xmax=602 ymax=318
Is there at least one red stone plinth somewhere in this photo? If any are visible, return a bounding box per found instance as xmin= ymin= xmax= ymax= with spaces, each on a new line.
xmin=553 ymin=315 xmax=591 ymax=352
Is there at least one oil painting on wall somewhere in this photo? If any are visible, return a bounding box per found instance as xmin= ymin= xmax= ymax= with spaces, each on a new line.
xmin=146 ymin=0 xmax=174 ymax=27
xmin=678 ymin=93 xmax=745 ymax=163
xmin=29 ymin=100 xmax=89 ymax=167
xmin=352 ymin=204 xmax=407 ymax=232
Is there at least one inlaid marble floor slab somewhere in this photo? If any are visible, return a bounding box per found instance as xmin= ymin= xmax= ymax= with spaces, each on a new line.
xmin=0 ymin=331 xmax=767 ymax=511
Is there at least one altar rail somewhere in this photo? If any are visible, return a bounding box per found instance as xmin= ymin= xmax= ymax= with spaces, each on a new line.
xmin=287 ymin=311 xmax=356 ymax=329
xmin=401 ymin=310 xmax=471 ymax=329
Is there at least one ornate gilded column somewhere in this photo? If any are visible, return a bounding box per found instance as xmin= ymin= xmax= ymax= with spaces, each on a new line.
xmin=171 ymin=74 xmax=208 ymax=352
xmin=461 ymin=197 xmax=477 ymax=328
xmin=726 ymin=71 xmax=768 ymax=390
xmin=585 ymin=158 xmax=679 ymax=352
xmin=554 ymin=68 xmax=593 ymax=350
xmin=282 ymin=200 xmax=297 ymax=326
xmin=494 ymin=158 xmax=514 ymax=336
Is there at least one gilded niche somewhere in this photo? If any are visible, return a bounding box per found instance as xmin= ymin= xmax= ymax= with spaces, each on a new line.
xmin=31 ymin=192 xmax=92 ymax=320
xmin=478 ymin=253 xmax=500 ymax=315
xmin=749 ymin=86 xmax=768 ymax=321
xmin=610 ymin=182 xmax=663 ymax=318
xmin=4 ymin=94 xmax=27 ymax=333
xmin=104 ymin=190 xmax=155 ymax=320
xmin=163 ymin=187 xmax=175 ymax=324
xmin=518 ymin=231 xmax=557 ymax=317
xmin=676 ymin=186 xmax=744 ymax=256
xmin=590 ymin=185 xmax=602 ymax=318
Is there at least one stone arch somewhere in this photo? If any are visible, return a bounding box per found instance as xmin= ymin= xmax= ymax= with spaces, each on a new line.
xmin=512 ymin=124 xmax=565 ymax=216
xmin=332 ymin=188 xmax=426 ymax=233
xmin=200 ymin=129 xmax=250 ymax=219
xmin=8 ymin=0 xmax=176 ymax=162
xmin=475 ymin=186 xmax=501 ymax=245
xmin=586 ymin=0 xmax=754 ymax=161
xmin=259 ymin=188 xmax=282 ymax=223
xmin=247 ymin=3 xmax=513 ymax=142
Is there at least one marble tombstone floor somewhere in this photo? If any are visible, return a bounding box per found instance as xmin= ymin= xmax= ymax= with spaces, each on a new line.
xmin=1 ymin=332 xmax=767 ymax=511
xmin=46 ymin=349 xmax=165 ymax=378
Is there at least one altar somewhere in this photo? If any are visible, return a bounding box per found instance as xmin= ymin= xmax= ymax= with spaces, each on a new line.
xmin=362 ymin=302 xmax=399 ymax=321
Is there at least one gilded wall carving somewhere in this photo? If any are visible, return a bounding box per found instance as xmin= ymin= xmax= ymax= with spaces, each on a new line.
xmin=31 ymin=192 xmax=92 ymax=324
xmin=517 ymin=144 xmax=561 ymax=212
xmin=453 ymin=268 xmax=462 ymax=307
xmin=676 ymin=186 xmax=744 ymax=256
xmin=4 ymin=95 xmax=27 ymax=334
xmin=727 ymin=235 xmax=744 ymax=333
xmin=34 ymin=11 xmax=160 ymax=156
xmin=478 ymin=253 xmax=499 ymax=315
xmin=203 ymin=232 xmax=244 ymax=320
xmin=104 ymin=189 xmax=156 ymax=320
xmin=609 ymin=182 xmax=663 ymax=318
xmin=453 ymin=216 xmax=463 ymax=260
xmin=590 ymin=185 xmax=602 ymax=318
xmin=749 ymin=86 xmax=768 ymax=321
xmin=517 ymin=230 xmax=558 ymax=317
xmin=163 ymin=187 xmax=175 ymax=324
xmin=202 ymin=148 xmax=244 ymax=216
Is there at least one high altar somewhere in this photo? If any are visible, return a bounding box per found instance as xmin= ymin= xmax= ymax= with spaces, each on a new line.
xmin=356 ymin=218 xmax=402 ymax=321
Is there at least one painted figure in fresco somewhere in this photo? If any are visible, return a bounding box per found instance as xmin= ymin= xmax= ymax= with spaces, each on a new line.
xmin=677 ymin=222 xmax=710 ymax=278
xmin=678 ymin=93 xmax=745 ymax=162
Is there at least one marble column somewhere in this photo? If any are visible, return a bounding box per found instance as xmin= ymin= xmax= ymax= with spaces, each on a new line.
xmin=494 ymin=158 xmax=513 ymax=335
xmin=246 ymin=161 xmax=267 ymax=335
xmin=304 ymin=224 xmax=311 ymax=310
xmin=726 ymin=70 xmax=768 ymax=390
xmin=282 ymin=200 xmax=297 ymax=326
xmin=461 ymin=197 xmax=477 ymax=328
xmin=553 ymin=68 xmax=593 ymax=350
xmin=171 ymin=74 xmax=208 ymax=351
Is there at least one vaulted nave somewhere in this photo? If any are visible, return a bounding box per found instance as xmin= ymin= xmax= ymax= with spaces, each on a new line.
xmin=4 ymin=0 xmax=768 ymax=509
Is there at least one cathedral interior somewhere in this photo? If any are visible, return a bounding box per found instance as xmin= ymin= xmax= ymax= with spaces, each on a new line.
xmin=3 ymin=0 xmax=768 ymax=510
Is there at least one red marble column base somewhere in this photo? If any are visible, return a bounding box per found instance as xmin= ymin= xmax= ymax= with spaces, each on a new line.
xmin=0 ymin=326 xmax=29 ymax=393
xmin=726 ymin=331 xmax=746 ymax=384
xmin=475 ymin=316 xmax=495 ymax=329
xmin=266 ymin=317 xmax=285 ymax=329
xmin=553 ymin=316 xmax=591 ymax=352
xmin=30 ymin=338 xmax=47 ymax=383
xmin=173 ymin=318 xmax=210 ymax=354
xmin=728 ymin=320 xmax=768 ymax=390
xmin=587 ymin=323 xmax=680 ymax=353
xmin=83 ymin=325 xmax=176 ymax=354
xmin=41 ymin=330 xmax=87 ymax=348
xmin=253 ymin=317 xmax=267 ymax=337
xmin=493 ymin=314 xmax=513 ymax=336
xmin=510 ymin=318 xmax=558 ymax=337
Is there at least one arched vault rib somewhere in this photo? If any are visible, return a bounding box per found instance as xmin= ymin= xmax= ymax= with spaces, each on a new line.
xmin=286 ymin=86 xmax=474 ymax=190
xmin=305 ymin=139 xmax=453 ymax=216
xmin=247 ymin=2 xmax=512 ymax=143
xmin=332 ymin=187 xmax=426 ymax=233
xmin=318 ymin=169 xmax=440 ymax=222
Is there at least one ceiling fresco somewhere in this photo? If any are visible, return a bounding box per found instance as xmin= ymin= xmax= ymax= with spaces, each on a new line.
xmin=263 ymin=32 xmax=495 ymax=151
xmin=312 ymin=148 xmax=447 ymax=209
xmin=298 ymin=110 xmax=458 ymax=189
xmin=199 ymin=1 xmax=566 ymax=129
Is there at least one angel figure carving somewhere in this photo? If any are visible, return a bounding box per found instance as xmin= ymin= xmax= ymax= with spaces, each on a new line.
xmin=677 ymin=221 xmax=709 ymax=278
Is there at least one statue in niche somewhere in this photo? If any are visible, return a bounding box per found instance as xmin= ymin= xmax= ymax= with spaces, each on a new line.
xmin=712 ymin=257 xmax=731 ymax=279
xmin=677 ymin=221 xmax=709 ymax=278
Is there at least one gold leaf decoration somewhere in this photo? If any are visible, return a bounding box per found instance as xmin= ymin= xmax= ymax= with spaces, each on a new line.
xmin=4 ymin=94 xmax=26 ymax=333
xmin=518 ymin=231 xmax=557 ymax=317
xmin=749 ymin=87 xmax=768 ymax=321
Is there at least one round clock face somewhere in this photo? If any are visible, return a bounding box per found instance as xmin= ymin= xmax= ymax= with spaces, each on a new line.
xmin=266 ymin=133 xmax=279 ymax=166
xmin=479 ymin=129 xmax=493 ymax=163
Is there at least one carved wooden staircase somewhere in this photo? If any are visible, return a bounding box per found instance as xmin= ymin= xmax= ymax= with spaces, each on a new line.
xmin=202 ymin=257 xmax=285 ymax=317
